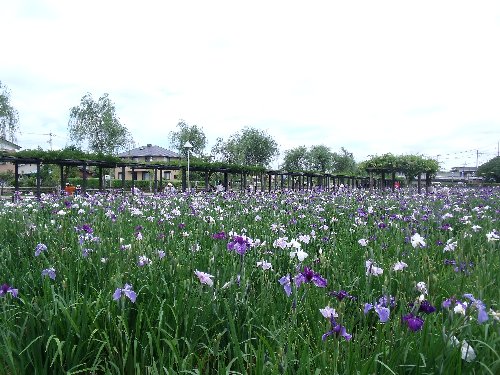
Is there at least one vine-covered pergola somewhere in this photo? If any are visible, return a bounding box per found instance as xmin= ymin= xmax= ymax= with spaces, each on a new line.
xmin=1 ymin=150 xmax=439 ymax=200
xmin=361 ymin=153 xmax=439 ymax=194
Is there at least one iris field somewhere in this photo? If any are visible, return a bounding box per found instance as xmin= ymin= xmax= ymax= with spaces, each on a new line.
xmin=0 ymin=186 xmax=499 ymax=374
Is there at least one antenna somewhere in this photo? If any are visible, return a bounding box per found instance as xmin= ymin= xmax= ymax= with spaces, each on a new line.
xmin=22 ymin=132 xmax=57 ymax=150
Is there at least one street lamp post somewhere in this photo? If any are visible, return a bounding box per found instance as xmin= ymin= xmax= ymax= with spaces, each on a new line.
xmin=184 ymin=141 xmax=193 ymax=192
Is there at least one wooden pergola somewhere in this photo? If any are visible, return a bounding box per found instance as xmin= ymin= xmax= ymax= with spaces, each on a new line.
xmin=0 ymin=155 xmax=376 ymax=200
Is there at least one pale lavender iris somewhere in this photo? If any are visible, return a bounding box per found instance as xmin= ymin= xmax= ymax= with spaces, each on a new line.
xmin=278 ymin=274 xmax=292 ymax=297
xmin=35 ymin=243 xmax=47 ymax=256
xmin=41 ymin=267 xmax=56 ymax=280
xmin=113 ymin=283 xmax=137 ymax=303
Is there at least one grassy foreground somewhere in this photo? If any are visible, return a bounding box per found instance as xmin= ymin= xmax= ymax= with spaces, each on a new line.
xmin=0 ymin=187 xmax=499 ymax=374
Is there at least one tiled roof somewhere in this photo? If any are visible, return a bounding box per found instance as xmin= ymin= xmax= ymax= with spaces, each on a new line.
xmin=117 ymin=144 xmax=180 ymax=158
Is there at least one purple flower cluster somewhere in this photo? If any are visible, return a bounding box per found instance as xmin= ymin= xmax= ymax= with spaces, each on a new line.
xmin=212 ymin=231 xmax=227 ymax=240
xmin=227 ymin=235 xmax=251 ymax=256
xmin=442 ymin=294 xmax=489 ymax=323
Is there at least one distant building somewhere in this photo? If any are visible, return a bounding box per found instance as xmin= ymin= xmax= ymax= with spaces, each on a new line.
xmin=450 ymin=166 xmax=478 ymax=180
xmin=114 ymin=144 xmax=181 ymax=181
xmin=0 ymin=138 xmax=21 ymax=152
xmin=0 ymin=138 xmax=35 ymax=176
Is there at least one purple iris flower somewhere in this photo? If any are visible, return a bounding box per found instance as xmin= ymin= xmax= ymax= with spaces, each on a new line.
xmin=378 ymin=295 xmax=396 ymax=309
xmin=227 ymin=235 xmax=250 ymax=256
xmin=364 ymin=302 xmax=390 ymax=323
xmin=113 ymin=283 xmax=137 ymax=303
xmin=322 ymin=316 xmax=352 ymax=342
xmin=0 ymin=283 xmax=18 ymax=298
xmin=34 ymin=243 xmax=47 ymax=257
xmin=279 ymin=274 xmax=292 ymax=297
xmin=212 ymin=231 xmax=227 ymax=240
xmin=41 ymin=268 xmax=56 ymax=280
xmin=81 ymin=224 xmax=93 ymax=234
xmin=329 ymin=290 xmax=356 ymax=301
xmin=402 ymin=313 xmax=424 ymax=331
xmin=418 ymin=300 xmax=436 ymax=314
xmin=294 ymin=266 xmax=327 ymax=288
xmin=463 ymin=294 xmax=489 ymax=323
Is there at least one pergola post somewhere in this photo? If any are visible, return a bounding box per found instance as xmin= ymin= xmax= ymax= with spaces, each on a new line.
xmin=131 ymin=167 xmax=136 ymax=194
xmin=13 ymin=163 xmax=19 ymax=202
xmin=36 ymin=162 xmax=41 ymax=199
xmin=181 ymin=167 xmax=187 ymax=192
xmin=121 ymin=166 xmax=126 ymax=193
xmin=391 ymin=171 xmax=396 ymax=192
xmin=223 ymin=172 xmax=228 ymax=191
xmin=99 ymin=167 xmax=104 ymax=191
xmin=205 ymin=171 xmax=210 ymax=192
xmin=417 ymin=174 xmax=422 ymax=194
xmin=82 ymin=162 xmax=88 ymax=194
xmin=60 ymin=164 xmax=64 ymax=193
xmin=154 ymin=167 xmax=158 ymax=193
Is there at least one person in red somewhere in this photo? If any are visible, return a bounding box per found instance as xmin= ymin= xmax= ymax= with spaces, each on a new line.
xmin=394 ymin=181 xmax=401 ymax=189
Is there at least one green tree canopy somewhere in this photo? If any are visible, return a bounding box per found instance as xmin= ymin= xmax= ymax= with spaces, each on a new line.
xmin=0 ymin=81 xmax=20 ymax=142
xmin=477 ymin=156 xmax=500 ymax=182
xmin=168 ymin=119 xmax=207 ymax=158
xmin=281 ymin=146 xmax=309 ymax=171
xmin=332 ymin=147 xmax=357 ymax=174
xmin=68 ymin=93 xmax=134 ymax=155
xmin=307 ymin=145 xmax=333 ymax=173
xmin=213 ymin=127 xmax=279 ymax=167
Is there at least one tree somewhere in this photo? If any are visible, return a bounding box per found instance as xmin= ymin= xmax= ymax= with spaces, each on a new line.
xmin=307 ymin=145 xmax=333 ymax=172
xmin=220 ymin=127 xmax=279 ymax=167
xmin=281 ymin=146 xmax=309 ymax=171
xmin=332 ymin=147 xmax=357 ymax=174
xmin=0 ymin=81 xmax=20 ymax=142
xmin=168 ymin=119 xmax=207 ymax=158
xmin=477 ymin=156 xmax=500 ymax=182
xmin=68 ymin=93 xmax=133 ymax=154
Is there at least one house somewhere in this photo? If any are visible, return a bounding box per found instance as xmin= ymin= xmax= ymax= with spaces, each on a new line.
xmin=114 ymin=144 xmax=181 ymax=181
xmin=0 ymin=138 xmax=35 ymax=176
xmin=0 ymin=138 xmax=21 ymax=152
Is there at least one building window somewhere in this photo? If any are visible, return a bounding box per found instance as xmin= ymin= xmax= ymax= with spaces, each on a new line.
xmin=118 ymin=172 xmax=123 ymax=180
xmin=145 ymin=156 xmax=153 ymax=162
xmin=143 ymin=171 xmax=150 ymax=180
xmin=132 ymin=172 xmax=138 ymax=180
xmin=163 ymin=171 xmax=171 ymax=180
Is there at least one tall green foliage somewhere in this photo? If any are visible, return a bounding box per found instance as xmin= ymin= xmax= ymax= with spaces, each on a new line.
xmin=214 ymin=127 xmax=279 ymax=167
xmin=168 ymin=119 xmax=207 ymax=157
xmin=0 ymin=81 xmax=19 ymax=142
xmin=281 ymin=146 xmax=309 ymax=171
xmin=477 ymin=156 xmax=500 ymax=182
xmin=68 ymin=93 xmax=134 ymax=154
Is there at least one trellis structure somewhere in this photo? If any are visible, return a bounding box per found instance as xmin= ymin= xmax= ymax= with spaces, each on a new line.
xmin=1 ymin=154 xmax=376 ymax=200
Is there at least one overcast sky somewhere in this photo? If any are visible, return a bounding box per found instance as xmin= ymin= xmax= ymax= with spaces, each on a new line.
xmin=1 ymin=0 xmax=499 ymax=170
